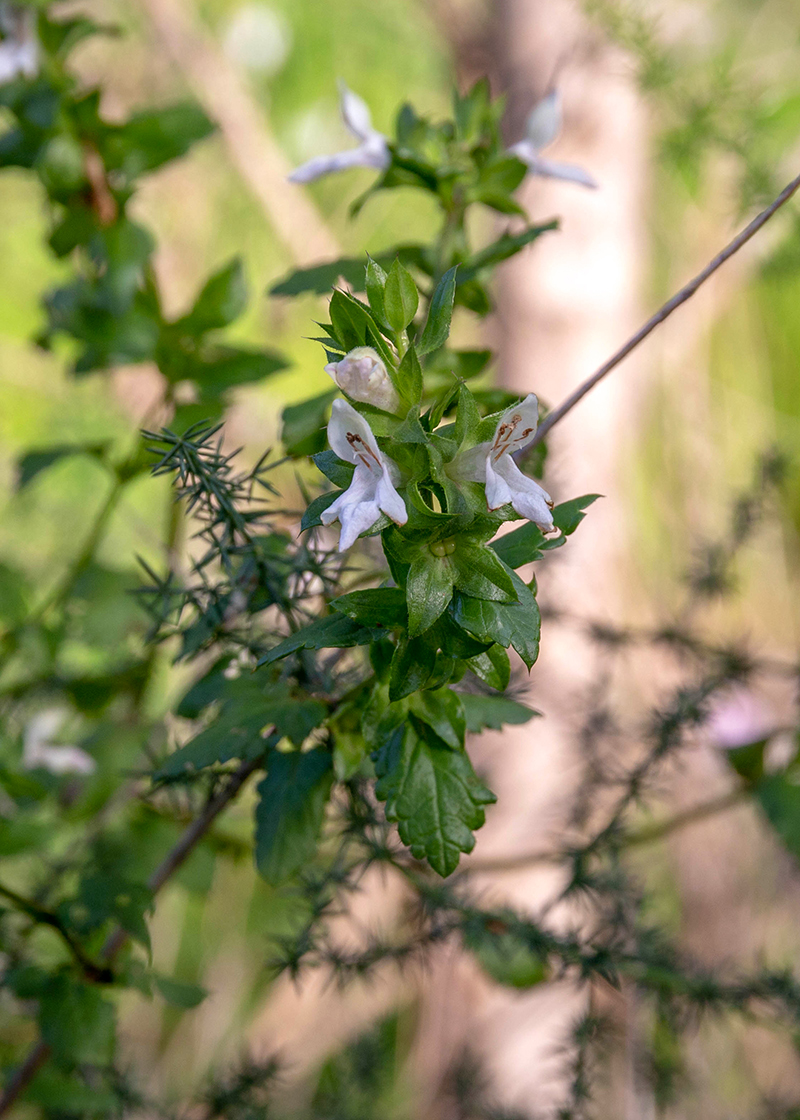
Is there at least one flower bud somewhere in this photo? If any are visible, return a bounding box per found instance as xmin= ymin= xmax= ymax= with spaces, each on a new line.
xmin=325 ymin=346 xmax=401 ymax=413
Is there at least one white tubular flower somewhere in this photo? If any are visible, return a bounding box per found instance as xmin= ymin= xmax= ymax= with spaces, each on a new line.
xmin=0 ymin=3 xmax=38 ymax=84
xmin=23 ymin=709 xmax=96 ymax=776
xmin=451 ymin=394 xmax=554 ymax=531
xmin=325 ymin=346 xmax=401 ymax=414
xmin=289 ymin=81 xmax=390 ymax=184
xmin=320 ymin=399 xmax=407 ymax=550
xmin=508 ymin=90 xmax=597 ymax=189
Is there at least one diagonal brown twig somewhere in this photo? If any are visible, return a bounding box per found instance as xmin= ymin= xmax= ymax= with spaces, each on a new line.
xmin=0 ymin=757 xmax=261 ymax=1117
xmin=531 ymin=171 xmax=800 ymax=447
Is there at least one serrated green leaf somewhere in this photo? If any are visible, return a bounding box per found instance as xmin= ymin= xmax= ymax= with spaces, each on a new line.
xmin=409 ymin=688 xmax=466 ymax=750
xmin=466 ymin=646 xmax=511 ymax=691
xmin=374 ymin=725 xmax=495 ymax=876
xmin=39 ymin=976 xmax=115 ymax=1064
xmin=365 ymin=255 xmax=388 ymax=323
xmin=389 ymin=637 xmax=437 ymax=701
xmin=453 ymin=569 xmax=540 ymax=669
xmin=312 ymin=449 xmax=355 ymax=488
xmin=418 ymin=266 xmax=458 ymax=355
xmin=255 ymin=749 xmax=333 ymax=884
xmin=453 ymin=543 xmax=517 ymax=602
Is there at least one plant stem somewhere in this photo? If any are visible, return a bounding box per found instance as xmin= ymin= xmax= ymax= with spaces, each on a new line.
xmin=531 ymin=170 xmax=800 ymax=447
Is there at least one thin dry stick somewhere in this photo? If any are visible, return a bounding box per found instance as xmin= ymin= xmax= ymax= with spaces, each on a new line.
xmin=531 ymin=171 xmax=800 ymax=448
xmin=0 ymin=757 xmax=261 ymax=1117
xmin=140 ymin=0 xmax=340 ymax=266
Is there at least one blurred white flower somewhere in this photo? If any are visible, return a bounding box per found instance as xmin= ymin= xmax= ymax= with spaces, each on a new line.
xmin=325 ymin=346 xmax=400 ymax=413
xmin=289 ymin=81 xmax=389 ymax=184
xmin=321 ymin=399 xmax=406 ymax=550
xmin=23 ymin=709 xmax=95 ymax=776
xmin=450 ymin=394 xmax=554 ymax=531
xmin=223 ymin=4 xmax=292 ymax=76
xmin=0 ymin=2 xmax=38 ymax=84
xmin=508 ymin=90 xmax=597 ymax=189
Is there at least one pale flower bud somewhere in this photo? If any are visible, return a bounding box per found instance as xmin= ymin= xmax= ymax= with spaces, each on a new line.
xmin=325 ymin=346 xmax=401 ymax=413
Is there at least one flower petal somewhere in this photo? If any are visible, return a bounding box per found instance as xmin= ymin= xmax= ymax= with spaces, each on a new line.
xmin=289 ymin=144 xmax=384 ymax=184
xmin=525 ymin=154 xmax=598 ymax=190
xmin=525 ymin=89 xmax=561 ymax=151
xmin=338 ymin=80 xmax=375 ymax=142
xmin=327 ymin=398 xmax=383 ymax=470
xmin=494 ymin=457 xmax=554 ymax=530
xmin=447 ymin=442 xmax=490 ymax=483
xmin=490 ymin=394 xmax=541 ymax=461
xmin=376 ymin=470 xmax=407 ymax=526
xmin=485 ymin=458 xmax=513 ymax=510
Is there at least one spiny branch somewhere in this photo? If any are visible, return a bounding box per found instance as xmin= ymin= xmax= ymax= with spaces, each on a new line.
xmin=0 ymin=757 xmax=261 ymax=1117
xmin=532 ymin=171 xmax=800 ymax=446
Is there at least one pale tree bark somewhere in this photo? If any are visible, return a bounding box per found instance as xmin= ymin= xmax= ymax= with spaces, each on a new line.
xmin=411 ymin=2 xmax=649 ymax=1117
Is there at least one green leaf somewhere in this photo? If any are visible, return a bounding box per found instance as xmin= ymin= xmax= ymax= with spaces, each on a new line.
xmin=374 ymin=725 xmax=495 ymax=876
xmin=180 ymin=257 xmax=247 ymax=334
xmin=365 ymin=255 xmax=388 ymax=323
xmin=255 ymin=749 xmax=333 ymax=885
xmin=104 ymin=102 xmax=214 ymax=179
xmin=463 ymin=917 xmax=548 ymax=988
xmin=466 ymin=646 xmax=511 ymax=691
xmin=389 ymin=637 xmax=437 ymax=701
xmin=189 ymin=345 xmax=287 ymax=397
xmin=15 ymin=443 xmax=109 ymax=491
xmin=753 ymin=772 xmax=800 ymax=862
xmin=418 ymin=266 xmax=458 ymax=355
xmin=725 ymin=739 xmax=767 ymax=784
xmin=453 ymin=570 xmax=540 ymax=669
xmin=407 ymin=553 xmax=456 ymax=636
xmin=312 ymin=449 xmax=355 ymax=488
xmin=491 ymin=494 xmax=601 ymax=568
xmin=257 ymin=614 xmax=373 ymax=666
xmin=301 ymin=491 xmax=339 ymax=532
xmin=39 ymin=976 xmax=115 ymax=1064
xmin=459 ymin=222 xmax=558 ymax=282
xmin=397 ymin=345 xmax=423 ymax=405
xmin=71 ymin=875 xmax=153 ymax=951
xmin=384 ymin=259 xmax=419 ymax=332
xmin=553 ymin=493 xmax=602 ymax=535
xmin=0 ymin=562 xmax=30 ymax=626
xmin=453 ymin=543 xmax=517 ymax=602
xmin=268 ymin=246 xmax=425 ymax=297
xmin=409 ymin=688 xmax=466 ymax=750
xmin=153 ymin=975 xmax=208 ymax=1009
xmin=460 ymin=693 xmax=539 ymax=733
xmin=328 ymin=289 xmax=394 ymax=368
xmin=282 ymin=390 xmax=337 ymax=457
xmin=331 ymin=588 xmax=407 ymax=629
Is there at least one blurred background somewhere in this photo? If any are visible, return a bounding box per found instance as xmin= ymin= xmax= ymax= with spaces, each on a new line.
xmin=2 ymin=0 xmax=800 ymax=1116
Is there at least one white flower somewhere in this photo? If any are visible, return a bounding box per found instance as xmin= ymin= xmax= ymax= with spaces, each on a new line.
xmin=450 ymin=394 xmax=554 ymax=531
xmin=508 ymin=90 xmax=597 ymax=189
xmin=325 ymin=346 xmax=401 ymax=414
xmin=0 ymin=3 xmax=38 ymax=84
xmin=320 ymin=399 xmax=407 ymax=550
xmin=23 ymin=709 xmax=96 ymax=776
xmin=289 ymin=81 xmax=390 ymax=184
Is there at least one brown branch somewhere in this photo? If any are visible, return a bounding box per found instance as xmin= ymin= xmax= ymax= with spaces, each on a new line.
xmin=0 ymin=757 xmax=261 ymax=1116
xmin=139 ymin=0 xmax=340 ymax=266
xmin=531 ymin=171 xmax=800 ymax=447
